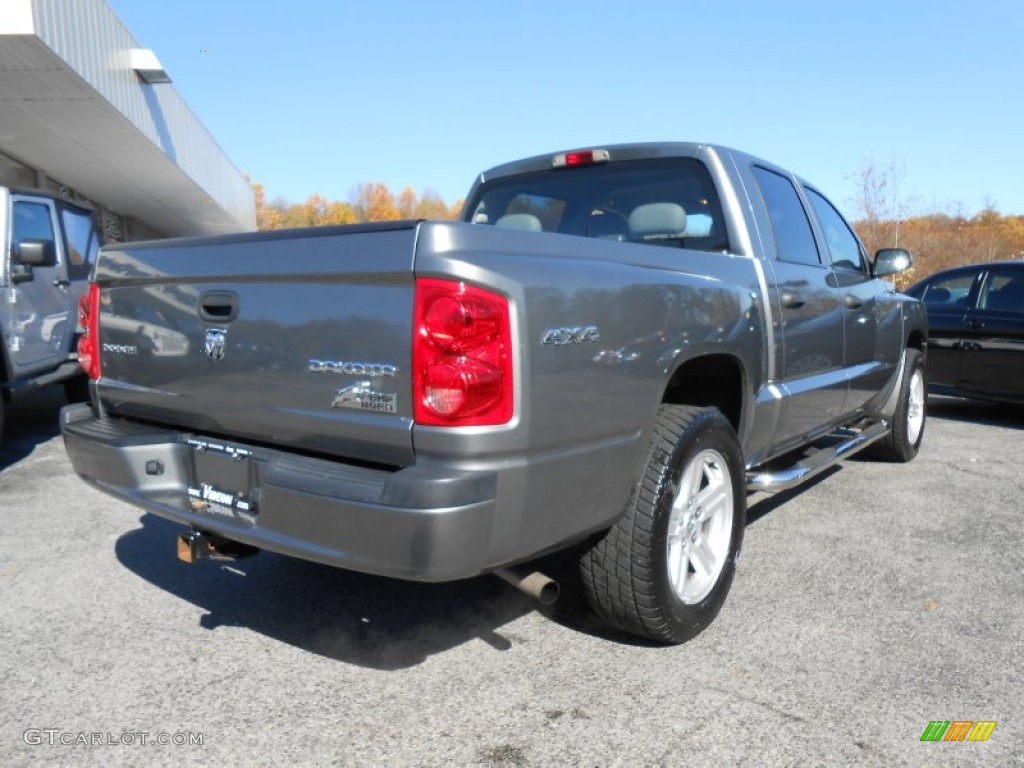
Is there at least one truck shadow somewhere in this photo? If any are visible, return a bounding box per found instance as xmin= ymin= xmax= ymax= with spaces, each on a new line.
xmin=114 ymin=514 xmax=538 ymax=670
xmin=743 ymin=469 xmax=839 ymax=527
xmin=926 ymin=395 xmax=1024 ymax=430
xmin=0 ymin=389 xmax=65 ymax=471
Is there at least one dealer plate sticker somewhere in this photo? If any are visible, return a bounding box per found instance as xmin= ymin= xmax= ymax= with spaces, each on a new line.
xmin=187 ymin=484 xmax=256 ymax=523
xmin=187 ymin=439 xmax=257 ymax=524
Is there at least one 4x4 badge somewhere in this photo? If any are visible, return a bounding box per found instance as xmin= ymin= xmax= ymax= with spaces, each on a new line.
xmin=205 ymin=328 xmax=227 ymax=363
xmin=541 ymin=326 xmax=600 ymax=346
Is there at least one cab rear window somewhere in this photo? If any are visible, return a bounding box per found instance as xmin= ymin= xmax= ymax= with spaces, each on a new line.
xmin=465 ymin=158 xmax=730 ymax=252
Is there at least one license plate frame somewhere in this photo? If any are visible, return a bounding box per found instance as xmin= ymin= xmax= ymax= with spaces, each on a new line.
xmin=186 ymin=438 xmax=258 ymax=524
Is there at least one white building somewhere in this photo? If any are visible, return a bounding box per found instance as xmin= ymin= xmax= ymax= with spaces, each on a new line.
xmin=0 ymin=0 xmax=255 ymax=241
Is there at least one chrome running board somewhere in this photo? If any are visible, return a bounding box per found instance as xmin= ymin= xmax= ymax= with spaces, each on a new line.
xmin=746 ymin=420 xmax=889 ymax=493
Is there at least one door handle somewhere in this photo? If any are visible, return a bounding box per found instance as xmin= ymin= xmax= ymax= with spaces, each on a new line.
xmin=966 ymin=318 xmax=984 ymax=329
xmin=199 ymin=291 xmax=239 ymax=323
xmin=842 ymin=295 xmax=863 ymax=310
xmin=53 ymin=278 xmax=71 ymax=289
xmin=781 ymin=292 xmax=805 ymax=309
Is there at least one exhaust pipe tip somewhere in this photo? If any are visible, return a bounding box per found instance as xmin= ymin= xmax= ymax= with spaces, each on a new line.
xmin=495 ymin=567 xmax=560 ymax=605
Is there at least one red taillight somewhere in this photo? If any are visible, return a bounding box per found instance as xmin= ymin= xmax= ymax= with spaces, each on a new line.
xmin=413 ymin=278 xmax=513 ymax=426
xmin=76 ymin=283 xmax=101 ymax=380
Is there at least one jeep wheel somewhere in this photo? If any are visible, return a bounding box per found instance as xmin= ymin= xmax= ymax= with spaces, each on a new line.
xmin=579 ymin=405 xmax=746 ymax=644
xmin=871 ymin=348 xmax=926 ymax=463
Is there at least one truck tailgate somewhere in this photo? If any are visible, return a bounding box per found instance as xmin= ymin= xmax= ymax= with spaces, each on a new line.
xmin=93 ymin=222 xmax=418 ymax=467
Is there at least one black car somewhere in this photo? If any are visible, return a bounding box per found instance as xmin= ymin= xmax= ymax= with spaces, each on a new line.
xmin=906 ymin=261 xmax=1024 ymax=403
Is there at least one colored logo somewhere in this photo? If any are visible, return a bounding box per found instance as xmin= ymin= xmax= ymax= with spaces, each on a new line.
xmin=920 ymin=721 xmax=996 ymax=742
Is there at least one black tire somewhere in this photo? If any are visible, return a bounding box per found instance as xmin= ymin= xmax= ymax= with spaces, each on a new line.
xmin=0 ymin=391 xmax=5 ymax=448
xmin=579 ymin=405 xmax=746 ymax=644
xmin=870 ymin=348 xmax=926 ymax=463
xmin=63 ymin=374 xmax=91 ymax=405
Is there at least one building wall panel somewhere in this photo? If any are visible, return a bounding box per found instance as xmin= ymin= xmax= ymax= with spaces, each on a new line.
xmin=28 ymin=0 xmax=255 ymax=230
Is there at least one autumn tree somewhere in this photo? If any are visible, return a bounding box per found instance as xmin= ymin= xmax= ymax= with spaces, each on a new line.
xmin=301 ymin=194 xmax=357 ymax=226
xmin=278 ymin=198 xmax=311 ymax=229
xmin=855 ymin=208 xmax=1024 ymax=287
xmin=849 ymin=157 xmax=1024 ymax=288
xmin=415 ymin=189 xmax=454 ymax=219
xmin=248 ymin=179 xmax=462 ymax=231
xmin=351 ymin=182 xmax=399 ymax=222
xmin=248 ymin=177 xmax=282 ymax=231
xmin=325 ymin=200 xmax=358 ymax=225
xmin=251 ymin=175 xmax=1024 ymax=281
xmin=396 ymin=186 xmax=418 ymax=219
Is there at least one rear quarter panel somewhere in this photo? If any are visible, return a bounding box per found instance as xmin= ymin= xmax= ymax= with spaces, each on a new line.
xmin=412 ymin=221 xmax=766 ymax=554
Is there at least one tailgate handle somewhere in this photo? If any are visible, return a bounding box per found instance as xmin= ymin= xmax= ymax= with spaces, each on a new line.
xmin=199 ymin=291 xmax=239 ymax=323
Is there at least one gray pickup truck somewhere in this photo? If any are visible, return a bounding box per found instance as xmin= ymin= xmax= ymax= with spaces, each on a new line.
xmin=2 ymin=186 xmax=98 ymax=445
xmin=61 ymin=143 xmax=927 ymax=643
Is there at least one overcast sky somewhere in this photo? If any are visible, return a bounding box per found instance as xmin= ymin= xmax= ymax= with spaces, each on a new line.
xmin=109 ymin=0 xmax=1024 ymax=217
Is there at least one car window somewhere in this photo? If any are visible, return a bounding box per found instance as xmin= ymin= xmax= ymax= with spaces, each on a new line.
xmin=60 ymin=206 xmax=101 ymax=280
xmin=751 ymin=167 xmax=821 ymax=266
xmin=12 ymin=201 xmax=56 ymax=247
xmin=467 ymin=158 xmax=730 ymax=252
xmin=804 ymin=187 xmax=868 ymax=274
xmin=920 ymin=273 xmax=977 ymax=308
xmin=979 ymin=269 xmax=1024 ymax=312
xmin=503 ymin=193 xmax=566 ymax=232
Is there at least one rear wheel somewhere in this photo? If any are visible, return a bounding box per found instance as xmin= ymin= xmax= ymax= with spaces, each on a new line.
xmin=871 ymin=348 xmax=926 ymax=462
xmin=0 ymin=390 xmax=6 ymax=448
xmin=579 ymin=405 xmax=746 ymax=644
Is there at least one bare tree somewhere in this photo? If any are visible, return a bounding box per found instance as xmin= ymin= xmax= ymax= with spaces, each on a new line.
xmin=849 ymin=155 xmax=915 ymax=254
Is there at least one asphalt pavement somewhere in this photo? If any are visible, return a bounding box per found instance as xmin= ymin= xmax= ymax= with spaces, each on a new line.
xmin=1 ymin=389 xmax=1021 ymax=767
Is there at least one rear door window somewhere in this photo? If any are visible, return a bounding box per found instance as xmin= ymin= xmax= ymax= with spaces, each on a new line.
xmin=751 ymin=167 xmax=821 ymax=266
xmin=979 ymin=268 xmax=1024 ymax=312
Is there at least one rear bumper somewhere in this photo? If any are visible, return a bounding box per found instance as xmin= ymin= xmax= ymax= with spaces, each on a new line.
xmin=3 ymin=360 xmax=83 ymax=394
xmin=61 ymin=404 xmax=500 ymax=581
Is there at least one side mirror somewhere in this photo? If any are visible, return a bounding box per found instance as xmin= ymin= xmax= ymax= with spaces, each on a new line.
xmin=874 ymin=247 xmax=912 ymax=277
xmin=13 ymin=239 xmax=57 ymax=268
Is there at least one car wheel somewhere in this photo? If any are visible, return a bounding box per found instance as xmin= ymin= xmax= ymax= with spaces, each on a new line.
xmin=871 ymin=348 xmax=926 ymax=462
xmin=0 ymin=391 xmax=5 ymax=448
xmin=579 ymin=405 xmax=746 ymax=644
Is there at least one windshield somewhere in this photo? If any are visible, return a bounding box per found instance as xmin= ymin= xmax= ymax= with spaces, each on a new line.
xmin=464 ymin=158 xmax=730 ymax=252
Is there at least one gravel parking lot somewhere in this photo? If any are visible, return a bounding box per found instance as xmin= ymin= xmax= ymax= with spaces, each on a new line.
xmin=1 ymin=390 xmax=1021 ymax=767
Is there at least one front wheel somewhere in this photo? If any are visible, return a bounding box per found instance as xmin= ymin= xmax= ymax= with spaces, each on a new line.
xmin=579 ymin=405 xmax=746 ymax=644
xmin=871 ymin=348 xmax=926 ymax=463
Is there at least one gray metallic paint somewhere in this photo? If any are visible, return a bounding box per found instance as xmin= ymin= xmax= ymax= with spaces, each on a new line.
xmin=62 ymin=143 xmax=927 ymax=581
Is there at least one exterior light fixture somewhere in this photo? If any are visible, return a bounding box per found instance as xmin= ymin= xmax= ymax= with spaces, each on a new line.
xmin=130 ymin=48 xmax=171 ymax=84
